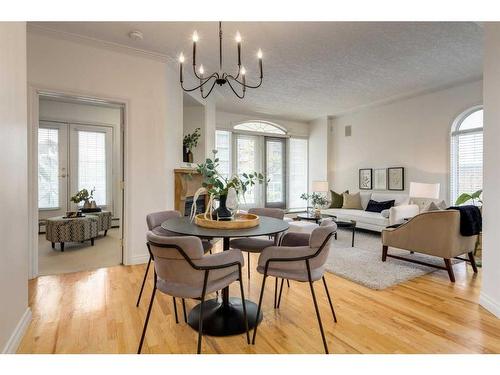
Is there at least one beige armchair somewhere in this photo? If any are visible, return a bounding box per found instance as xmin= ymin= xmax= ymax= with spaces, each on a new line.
xmin=381 ymin=210 xmax=478 ymax=282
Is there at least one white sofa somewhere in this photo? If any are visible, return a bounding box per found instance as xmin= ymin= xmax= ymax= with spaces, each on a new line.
xmin=321 ymin=192 xmax=419 ymax=232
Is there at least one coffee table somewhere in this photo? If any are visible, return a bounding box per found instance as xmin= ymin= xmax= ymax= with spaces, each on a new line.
xmin=330 ymin=217 xmax=356 ymax=247
xmin=296 ymin=212 xmax=328 ymax=224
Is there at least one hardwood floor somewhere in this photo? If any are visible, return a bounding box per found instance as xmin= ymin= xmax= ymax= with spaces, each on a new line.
xmin=18 ymin=245 xmax=500 ymax=354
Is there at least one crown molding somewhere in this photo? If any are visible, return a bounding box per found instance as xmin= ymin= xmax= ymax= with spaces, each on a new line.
xmin=330 ymin=75 xmax=483 ymax=119
xmin=27 ymin=24 xmax=178 ymax=65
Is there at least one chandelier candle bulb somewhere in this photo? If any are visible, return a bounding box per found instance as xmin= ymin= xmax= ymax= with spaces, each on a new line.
xmin=179 ymin=53 xmax=185 ymax=82
xmin=236 ymin=32 xmax=242 ymax=66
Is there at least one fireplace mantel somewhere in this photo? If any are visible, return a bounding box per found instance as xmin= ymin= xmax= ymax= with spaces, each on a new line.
xmin=174 ymin=168 xmax=207 ymax=216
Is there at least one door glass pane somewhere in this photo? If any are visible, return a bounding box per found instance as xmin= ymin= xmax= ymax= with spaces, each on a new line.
xmin=236 ymin=135 xmax=258 ymax=205
xmin=38 ymin=128 xmax=59 ymax=209
xmin=78 ymin=130 xmax=107 ymax=205
xmin=266 ymin=139 xmax=284 ymax=204
xmin=289 ymin=138 xmax=308 ymax=210
xmin=215 ymin=130 xmax=231 ymax=179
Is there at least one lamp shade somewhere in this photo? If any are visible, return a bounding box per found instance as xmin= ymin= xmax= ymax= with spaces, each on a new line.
xmin=312 ymin=180 xmax=329 ymax=192
xmin=409 ymin=182 xmax=440 ymax=199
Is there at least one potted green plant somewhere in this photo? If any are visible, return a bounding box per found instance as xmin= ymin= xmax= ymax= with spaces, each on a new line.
xmin=196 ymin=150 xmax=267 ymax=220
xmin=183 ymin=127 xmax=202 ymax=163
xmin=70 ymin=188 xmax=95 ymax=210
xmin=301 ymin=192 xmax=329 ymax=217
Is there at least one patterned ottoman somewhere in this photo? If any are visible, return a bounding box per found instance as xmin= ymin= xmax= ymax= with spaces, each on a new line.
xmin=46 ymin=216 xmax=99 ymax=252
xmin=87 ymin=211 xmax=113 ymax=235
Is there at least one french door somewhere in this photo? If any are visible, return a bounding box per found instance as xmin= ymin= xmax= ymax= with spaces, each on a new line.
xmin=265 ymin=137 xmax=286 ymax=208
xmin=38 ymin=121 xmax=113 ymax=219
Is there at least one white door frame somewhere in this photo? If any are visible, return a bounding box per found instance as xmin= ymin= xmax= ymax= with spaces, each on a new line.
xmin=28 ymin=85 xmax=130 ymax=279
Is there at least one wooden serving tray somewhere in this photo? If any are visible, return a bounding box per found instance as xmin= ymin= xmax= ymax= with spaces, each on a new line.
xmin=194 ymin=213 xmax=260 ymax=229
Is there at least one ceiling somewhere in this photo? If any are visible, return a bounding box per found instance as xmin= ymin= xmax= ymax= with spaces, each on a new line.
xmin=30 ymin=22 xmax=483 ymax=122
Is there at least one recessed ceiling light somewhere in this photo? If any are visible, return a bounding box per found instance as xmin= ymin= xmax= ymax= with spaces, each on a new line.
xmin=128 ymin=30 xmax=143 ymax=41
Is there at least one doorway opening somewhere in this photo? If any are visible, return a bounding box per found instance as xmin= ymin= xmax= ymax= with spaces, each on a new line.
xmin=35 ymin=94 xmax=125 ymax=276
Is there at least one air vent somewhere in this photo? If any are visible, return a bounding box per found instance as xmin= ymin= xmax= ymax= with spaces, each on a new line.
xmin=345 ymin=125 xmax=352 ymax=137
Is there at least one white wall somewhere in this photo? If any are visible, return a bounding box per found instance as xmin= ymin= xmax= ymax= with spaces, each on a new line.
xmin=28 ymin=31 xmax=183 ymax=265
xmin=308 ymin=116 xmax=329 ymax=190
xmin=183 ymin=105 xmax=205 ymax=163
xmin=216 ymin=110 xmax=309 ymax=137
xmin=328 ymin=80 xmax=483 ymax=202
xmin=0 ymin=22 xmax=31 ymax=353
xmin=481 ymin=23 xmax=500 ymax=318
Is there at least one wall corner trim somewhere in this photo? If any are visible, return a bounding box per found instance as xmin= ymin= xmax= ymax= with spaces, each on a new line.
xmin=479 ymin=291 xmax=500 ymax=319
xmin=1 ymin=308 xmax=32 ymax=353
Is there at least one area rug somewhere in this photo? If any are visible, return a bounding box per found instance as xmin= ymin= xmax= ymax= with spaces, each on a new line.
xmin=324 ymin=228 xmax=460 ymax=290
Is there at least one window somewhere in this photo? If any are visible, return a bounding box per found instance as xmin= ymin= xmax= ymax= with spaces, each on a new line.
xmin=215 ymin=130 xmax=231 ymax=179
xmin=288 ymin=138 xmax=308 ymax=210
xmin=233 ymin=121 xmax=286 ymax=135
xmin=38 ymin=128 xmax=60 ymax=209
xmin=236 ymin=134 xmax=261 ymax=206
xmin=450 ymin=107 xmax=483 ymax=204
xmin=78 ymin=130 xmax=107 ymax=205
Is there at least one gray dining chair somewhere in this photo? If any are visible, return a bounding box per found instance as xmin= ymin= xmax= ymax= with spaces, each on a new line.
xmin=274 ymin=218 xmax=336 ymax=309
xmin=136 ymin=210 xmax=214 ymax=325
xmin=252 ymin=222 xmax=337 ymax=354
xmin=137 ymin=232 xmax=249 ymax=354
xmin=230 ymin=208 xmax=285 ymax=280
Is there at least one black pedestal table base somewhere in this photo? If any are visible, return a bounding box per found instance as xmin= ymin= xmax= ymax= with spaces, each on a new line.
xmin=188 ymin=297 xmax=263 ymax=336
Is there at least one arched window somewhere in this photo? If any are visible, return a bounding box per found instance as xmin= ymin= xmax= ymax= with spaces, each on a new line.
xmin=233 ymin=121 xmax=286 ymax=135
xmin=450 ymin=106 xmax=483 ymax=204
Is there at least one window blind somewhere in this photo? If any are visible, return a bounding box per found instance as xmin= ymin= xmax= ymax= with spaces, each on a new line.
xmin=215 ymin=130 xmax=231 ymax=179
xmin=288 ymin=138 xmax=308 ymax=210
xmin=78 ymin=130 xmax=107 ymax=205
xmin=38 ymin=128 xmax=59 ymax=209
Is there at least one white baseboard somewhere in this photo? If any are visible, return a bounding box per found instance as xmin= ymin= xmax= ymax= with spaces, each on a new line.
xmin=129 ymin=254 xmax=150 ymax=265
xmin=1 ymin=308 xmax=32 ymax=354
xmin=479 ymin=292 xmax=500 ymax=318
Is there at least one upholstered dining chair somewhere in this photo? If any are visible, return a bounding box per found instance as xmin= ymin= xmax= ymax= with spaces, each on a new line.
xmin=229 ymin=208 xmax=285 ymax=279
xmin=274 ymin=218 xmax=336 ymax=308
xmin=252 ymin=222 xmax=337 ymax=354
xmin=137 ymin=233 xmax=248 ymax=354
xmin=136 ymin=210 xmax=214 ymax=324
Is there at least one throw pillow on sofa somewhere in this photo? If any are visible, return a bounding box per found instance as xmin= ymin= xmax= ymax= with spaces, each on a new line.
xmin=365 ymin=199 xmax=395 ymax=213
xmin=329 ymin=190 xmax=348 ymax=208
xmin=342 ymin=192 xmax=363 ymax=209
xmin=422 ymin=200 xmax=447 ymax=212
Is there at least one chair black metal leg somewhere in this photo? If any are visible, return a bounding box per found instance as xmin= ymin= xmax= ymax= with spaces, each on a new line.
xmin=277 ymin=278 xmax=284 ymax=308
xmin=238 ymin=267 xmax=250 ymax=344
xmin=137 ymin=286 xmax=156 ymax=354
xmin=307 ymin=261 xmax=329 ymax=354
xmin=252 ymin=275 xmax=267 ymax=345
xmin=468 ymin=251 xmax=478 ymax=273
xmin=136 ymin=255 xmax=152 ymax=307
xmin=286 ymin=279 xmax=290 ymax=288
xmin=274 ymin=277 xmax=278 ymax=308
xmin=172 ymin=297 xmax=180 ymax=324
xmin=247 ymin=252 xmax=251 ymax=279
xmin=197 ymin=271 xmax=209 ymax=354
xmin=182 ymin=298 xmax=188 ymax=323
xmin=322 ymin=276 xmax=337 ymax=323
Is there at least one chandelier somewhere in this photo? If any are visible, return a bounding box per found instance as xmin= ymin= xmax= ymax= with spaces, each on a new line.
xmin=178 ymin=22 xmax=263 ymax=99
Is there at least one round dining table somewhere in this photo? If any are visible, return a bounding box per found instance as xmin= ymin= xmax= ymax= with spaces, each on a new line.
xmin=162 ymin=216 xmax=289 ymax=337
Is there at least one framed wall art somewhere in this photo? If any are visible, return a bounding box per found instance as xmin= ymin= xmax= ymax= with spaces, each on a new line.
xmin=359 ymin=168 xmax=373 ymax=190
xmin=388 ymin=167 xmax=405 ymax=191
xmin=373 ymin=168 xmax=387 ymax=190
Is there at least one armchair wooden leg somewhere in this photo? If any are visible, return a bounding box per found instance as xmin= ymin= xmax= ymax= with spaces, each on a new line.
xmin=468 ymin=252 xmax=478 ymax=273
xmin=252 ymin=275 xmax=267 ymax=345
xmin=444 ymin=258 xmax=455 ymax=282
xmin=382 ymin=245 xmax=388 ymax=262
xmin=137 ymin=286 xmax=156 ymax=354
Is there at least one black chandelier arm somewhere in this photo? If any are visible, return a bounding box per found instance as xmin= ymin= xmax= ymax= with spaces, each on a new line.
xmin=226 ymin=74 xmax=263 ymax=90
xmin=192 ymin=64 xmax=219 ymax=81
xmin=226 ymin=77 xmax=245 ymax=99
xmin=180 ymin=73 xmax=218 ymax=92
xmin=201 ymin=80 xmax=218 ymax=99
